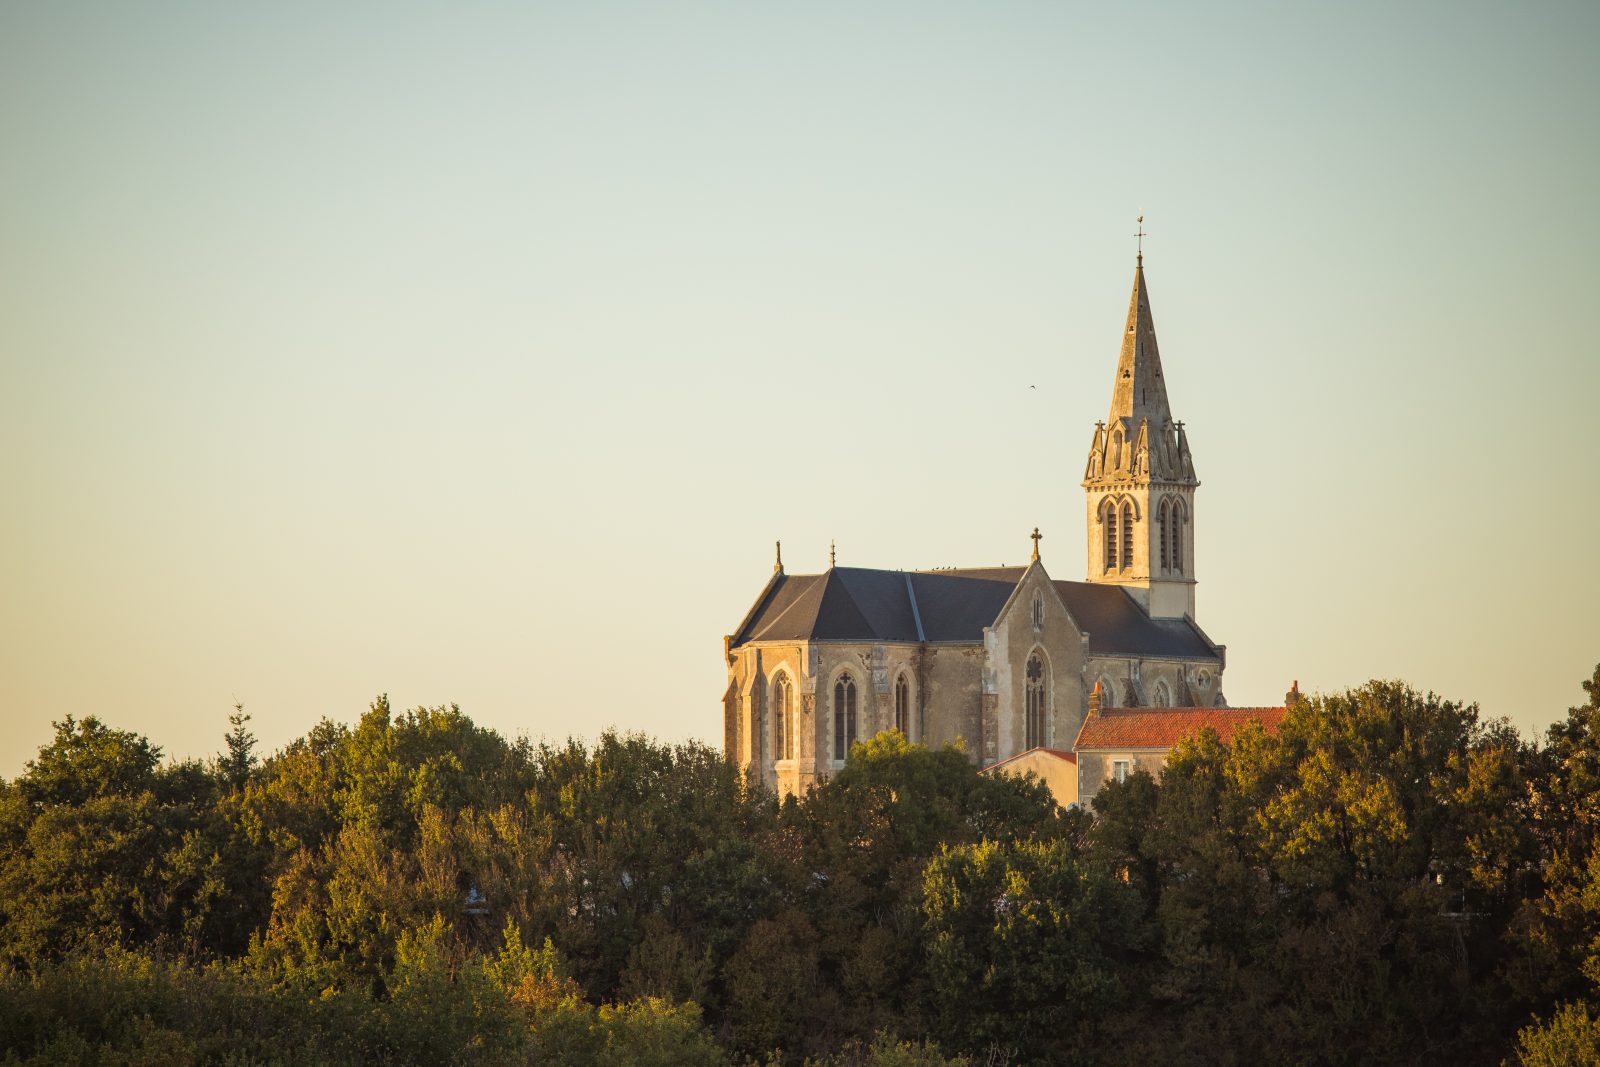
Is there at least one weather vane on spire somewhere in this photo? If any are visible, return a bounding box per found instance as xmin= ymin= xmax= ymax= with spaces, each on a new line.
xmin=1135 ymin=215 xmax=1147 ymax=261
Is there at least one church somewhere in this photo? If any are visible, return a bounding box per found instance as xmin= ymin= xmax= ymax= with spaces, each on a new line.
xmin=722 ymin=253 xmax=1258 ymax=800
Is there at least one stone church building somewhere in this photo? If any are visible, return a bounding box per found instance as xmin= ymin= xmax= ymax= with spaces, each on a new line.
xmin=722 ymin=255 xmax=1233 ymax=798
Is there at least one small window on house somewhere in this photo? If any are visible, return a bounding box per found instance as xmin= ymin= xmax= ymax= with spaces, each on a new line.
xmin=1113 ymin=759 xmax=1130 ymax=784
xmin=894 ymin=674 xmax=910 ymax=737
xmin=833 ymin=673 xmax=857 ymax=761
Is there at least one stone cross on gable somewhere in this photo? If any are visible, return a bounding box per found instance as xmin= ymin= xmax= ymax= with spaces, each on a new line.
xmin=1030 ymin=527 xmax=1042 ymax=561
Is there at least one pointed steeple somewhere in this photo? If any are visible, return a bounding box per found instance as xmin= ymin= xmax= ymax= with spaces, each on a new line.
xmin=1108 ymin=256 xmax=1173 ymax=429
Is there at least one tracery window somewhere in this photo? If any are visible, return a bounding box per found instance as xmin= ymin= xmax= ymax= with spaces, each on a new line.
xmin=773 ymin=674 xmax=793 ymax=760
xmin=894 ymin=674 xmax=910 ymax=736
xmin=833 ymin=673 xmax=857 ymax=761
xmin=1120 ymin=503 xmax=1134 ymax=569
xmin=1025 ymin=653 xmax=1046 ymax=749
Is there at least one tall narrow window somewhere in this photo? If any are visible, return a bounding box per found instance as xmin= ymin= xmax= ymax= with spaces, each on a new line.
xmin=1171 ymin=502 xmax=1184 ymax=572
xmin=1112 ymin=429 xmax=1124 ymax=469
xmin=1031 ymin=592 xmax=1044 ymax=630
xmin=833 ymin=674 xmax=857 ymax=761
xmin=1025 ymin=653 xmax=1046 ymax=748
xmin=1120 ymin=503 xmax=1134 ymax=569
xmin=1103 ymin=500 xmax=1118 ymax=573
xmin=1157 ymin=499 xmax=1169 ymax=572
xmin=894 ymin=675 xmax=910 ymax=736
xmin=773 ymin=675 xmax=792 ymax=760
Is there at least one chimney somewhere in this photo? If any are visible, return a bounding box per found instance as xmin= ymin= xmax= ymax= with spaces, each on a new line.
xmin=1089 ymin=680 xmax=1103 ymax=717
xmin=1285 ymin=679 xmax=1301 ymax=706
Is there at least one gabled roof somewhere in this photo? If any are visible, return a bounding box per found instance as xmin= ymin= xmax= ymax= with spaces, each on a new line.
xmin=1074 ymin=706 xmax=1287 ymax=751
xmin=731 ymin=565 xmax=1220 ymax=662
xmin=1053 ymin=581 xmax=1215 ymax=659
xmin=982 ymin=747 xmax=1077 ymax=773
xmin=732 ymin=566 xmax=1023 ymax=645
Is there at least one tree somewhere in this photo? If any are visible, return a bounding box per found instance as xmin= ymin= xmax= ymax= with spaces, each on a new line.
xmin=920 ymin=838 xmax=1143 ymax=1064
xmin=220 ymin=703 xmax=257 ymax=788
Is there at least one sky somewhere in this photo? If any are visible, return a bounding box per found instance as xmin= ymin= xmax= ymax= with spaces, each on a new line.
xmin=2 ymin=2 xmax=1597 ymax=776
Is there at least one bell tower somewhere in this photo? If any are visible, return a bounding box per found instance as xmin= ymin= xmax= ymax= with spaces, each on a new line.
xmin=1082 ymin=251 xmax=1199 ymax=619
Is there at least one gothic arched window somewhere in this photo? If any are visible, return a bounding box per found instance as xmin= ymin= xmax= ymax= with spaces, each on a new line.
xmin=1031 ymin=592 xmax=1044 ymax=630
xmin=1170 ymin=500 xmax=1185 ymax=572
xmin=833 ymin=673 xmax=857 ymax=761
xmin=1120 ymin=502 xmax=1134 ymax=569
xmin=1152 ymin=680 xmax=1171 ymax=708
xmin=894 ymin=674 xmax=910 ymax=736
xmin=773 ymin=674 xmax=793 ymax=760
xmin=1103 ymin=500 xmax=1118 ymax=573
xmin=1112 ymin=429 xmax=1124 ymax=469
xmin=1025 ymin=653 xmax=1046 ymax=748
xmin=1157 ymin=498 xmax=1169 ymax=572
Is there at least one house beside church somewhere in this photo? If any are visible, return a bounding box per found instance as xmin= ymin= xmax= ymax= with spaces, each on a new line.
xmin=722 ymin=253 xmax=1281 ymax=799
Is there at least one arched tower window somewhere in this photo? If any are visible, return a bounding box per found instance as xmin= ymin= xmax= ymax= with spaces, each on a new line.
xmin=1102 ymin=499 xmax=1118 ymax=573
xmin=1025 ymin=654 xmax=1047 ymax=748
xmin=1171 ymin=500 xmax=1185 ymax=572
xmin=1120 ymin=502 xmax=1134 ymax=569
xmin=1157 ymin=498 xmax=1169 ymax=572
xmin=773 ymin=674 xmax=793 ymax=760
xmin=1112 ymin=429 xmax=1124 ymax=469
xmin=833 ymin=673 xmax=857 ymax=761
xmin=894 ymin=674 xmax=910 ymax=736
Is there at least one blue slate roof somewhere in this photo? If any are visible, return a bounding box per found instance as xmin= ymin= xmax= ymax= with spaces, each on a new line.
xmin=731 ymin=566 xmax=1217 ymax=661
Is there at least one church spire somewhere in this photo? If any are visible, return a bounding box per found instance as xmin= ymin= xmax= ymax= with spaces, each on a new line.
xmin=1082 ymin=242 xmax=1199 ymax=620
xmin=1107 ymin=255 xmax=1173 ymax=429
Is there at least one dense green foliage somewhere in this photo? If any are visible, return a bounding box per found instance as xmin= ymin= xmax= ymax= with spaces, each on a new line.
xmin=2 ymin=669 xmax=1599 ymax=1065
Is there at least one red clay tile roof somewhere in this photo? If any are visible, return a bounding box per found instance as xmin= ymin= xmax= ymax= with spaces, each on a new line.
xmin=981 ymin=746 xmax=1077 ymax=773
xmin=1074 ymin=706 xmax=1287 ymax=750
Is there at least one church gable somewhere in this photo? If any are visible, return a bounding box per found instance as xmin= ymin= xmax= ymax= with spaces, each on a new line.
xmin=984 ymin=561 xmax=1087 ymax=759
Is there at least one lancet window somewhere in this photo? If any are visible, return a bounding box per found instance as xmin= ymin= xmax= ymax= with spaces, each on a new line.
xmin=833 ymin=673 xmax=857 ymax=761
xmin=1157 ymin=498 xmax=1169 ymax=571
xmin=1025 ymin=653 xmax=1046 ymax=748
xmin=1170 ymin=500 xmax=1185 ymax=572
xmin=773 ymin=674 xmax=793 ymax=760
xmin=894 ymin=674 xmax=910 ymax=736
xmin=1103 ymin=500 xmax=1118 ymax=573
xmin=1120 ymin=503 xmax=1134 ymax=569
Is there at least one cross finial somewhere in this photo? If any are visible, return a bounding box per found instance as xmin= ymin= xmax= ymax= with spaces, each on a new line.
xmin=1030 ymin=527 xmax=1042 ymax=561
xmin=774 ymin=540 xmax=783 ymax=575
xmin=829 ymin=540 xmax=836 ymax=568
xmin=1135 ymin=215 xmax=1146 ymax=264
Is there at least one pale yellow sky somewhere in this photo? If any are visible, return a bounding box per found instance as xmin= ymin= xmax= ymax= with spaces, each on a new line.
xmin=2 ymin=3 xmax=1597 ymax=775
